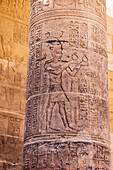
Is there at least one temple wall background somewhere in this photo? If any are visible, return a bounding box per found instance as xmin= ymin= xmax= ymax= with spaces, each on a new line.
xmin=107 ymin=15 xmax=113 ymax=170
xmin=0 ymin=0 xmax=30 ymax=169
xmin=0 ymin=0 xmax=113 ymax=169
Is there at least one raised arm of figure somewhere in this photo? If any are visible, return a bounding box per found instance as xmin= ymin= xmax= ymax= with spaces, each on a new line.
xmin=66 ymin=62 xmax=82 ymax=77
xmin=44 ymin=60 xmax=75 ymax=75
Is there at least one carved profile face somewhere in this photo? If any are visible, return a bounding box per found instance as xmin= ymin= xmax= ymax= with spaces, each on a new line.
xmin=49 ymin=41 xmax=62 ymax=61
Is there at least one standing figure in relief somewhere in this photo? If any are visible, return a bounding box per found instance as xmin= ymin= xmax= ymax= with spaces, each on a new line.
xmin=45 ymin=40 xmax=89 ymax=132
xmin=44 ymin=40 xmax=72 ymax=131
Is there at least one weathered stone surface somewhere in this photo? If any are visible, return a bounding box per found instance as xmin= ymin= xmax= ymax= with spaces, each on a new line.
xmin=107 ymin=15 xmax=113 ymax=170
xmin=0 ymin=112 xmax=25 ymax=169
xmin=24 ymin=0 xmax=110 ymax=169
xmin=0 ymin=0 xmax=30 ymax=169
xmin=108 ymin=71 xmax=113 ymax=90
xmin=23 ymin=141 xmax=110 ymax=169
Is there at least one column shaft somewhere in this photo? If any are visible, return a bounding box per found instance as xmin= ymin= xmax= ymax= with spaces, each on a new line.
xmin=23 ymin=0 xmax=110 ymax=169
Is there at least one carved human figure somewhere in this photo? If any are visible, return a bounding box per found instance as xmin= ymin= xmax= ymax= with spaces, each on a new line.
xmin=66 ymin=52 xmax=88 ymax=77
xmin=44 ymin=41 xmax=71 ymax=131
xmin=44 ymin=40 xmax=88 ymax=131
xmin=65 ymin=52 xmax=88 ymax=129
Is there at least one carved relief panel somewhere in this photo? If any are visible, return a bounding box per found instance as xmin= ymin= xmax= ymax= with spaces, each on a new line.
xmin=23 ymin=142 xmax=110 ymax=169
xmin=25 ymin=19 xmax=108 ymax=143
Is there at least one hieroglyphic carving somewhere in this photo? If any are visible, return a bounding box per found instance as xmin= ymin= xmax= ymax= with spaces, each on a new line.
xmin=92 ymin=42 xmax=107 ymax=56
xmin=36 ymin=25 xmax=42 ymax=42
xmin=78 ymin=95 xmax=89 ymax=131
xmin=89 ymin=96 xmax=98 ymax=135
xmin=23 ymin=142 xmax=110 ymax=169
xmin=92 ymin=25 xmax=100 ymax=44
xmin=29 ymin=27 xmax=35 ymax=52
xmin=25 ymin=100 xmax=32 ymax=138
xmin=85 ymin=0 xmax=94 ymax=8
xmin=26 ymin=53 xmax=35 ymax=99
xmin=93 ymin=143 xmax=110 ymax=168
xmin=100 ymin=29 xmax=106 ymax=47
xmin=91 ymin=27 xmax=106 ymax=56
xmin=13 ymin=22 xmax=28 ymax=45
xmin=75 ymin=0 xmax=105 ymax=19
xmin=35 ymin=0 xmax=43 ymax=12
xmin=95 ymin=0 xmax=102 ymax=16
xmin=0 ymin=35 xmax=12 ymax=60
xmin=7 ymin=117 xmax=21 ymax=137
xmin=96 ymin=57 xmax=108 ymax=98
xmin=89 ymin=72 xmax=97 ymax=95
xmin=80 ymin=22 xmax=88 ymax=49
xmin=0 ymin=135 xmax=23 ymax=167
xmin=69 ymin=21 xmax=88 ymax=49
xmin=31 ymin=0 xmax=43 ymax=17
xmin=26 ymin=42 xmax=42 ymax=100
xmin=97 ymin=98 xmax=109 ymax=138
xmin=35 ymin=43 xmax=42 ymax=91
xmin=91 ymin=25 xmax=107 ymax=56
xmin=0 ymin=85 xmax=25 ymax=112
xmin=91 ymin=25 xmax=106 ymax=47
xmin=29 ymin=24 xmax=42 ymax=53
xmin=95 ymin=0 xmax=106 ymax=19
xmin=78 ymin=77 xmax=88 ymax=93
xmin=0 ymin=0 xmax=30 ymax=22
xmin=31 ymin=0 xmax=51 ymax=17
xmin=69 ymin=21 xmax=79 ymax=48
xmin=0 ymin=59 xmax=8 ymax=83
xmin=25 ymin=96 xmax=39 ymax=139
xmin=23 ymin=143 xmax=37 ymax=169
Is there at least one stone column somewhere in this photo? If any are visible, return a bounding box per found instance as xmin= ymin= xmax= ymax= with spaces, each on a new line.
xmin=23 ymin=0 xmax=110 ymax=169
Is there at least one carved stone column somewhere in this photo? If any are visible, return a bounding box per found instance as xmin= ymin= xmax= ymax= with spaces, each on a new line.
xmin=23 ymin=0 xmax=110 ymax=169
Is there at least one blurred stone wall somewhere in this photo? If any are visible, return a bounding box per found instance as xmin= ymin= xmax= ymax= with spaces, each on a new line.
xmin=0 ymin=0 xmax=113 ymax=170
xmin=107 ymin=15 xmax=113 ymax=170
xmin=0 ymin=0 xmax=30 ymax=169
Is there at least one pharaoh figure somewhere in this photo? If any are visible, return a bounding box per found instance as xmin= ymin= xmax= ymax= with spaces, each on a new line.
xmin=45 ymin=40 xmax=88 ymax=131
